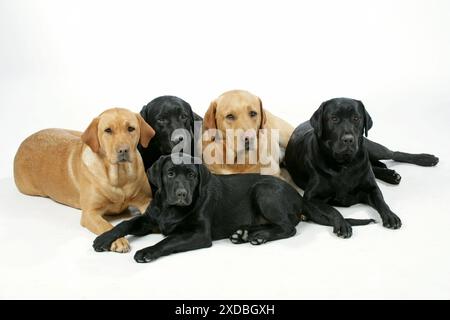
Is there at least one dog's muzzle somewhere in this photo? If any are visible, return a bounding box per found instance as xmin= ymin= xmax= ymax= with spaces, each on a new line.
xmin=117 ymin=147 xmax=130 ymax=163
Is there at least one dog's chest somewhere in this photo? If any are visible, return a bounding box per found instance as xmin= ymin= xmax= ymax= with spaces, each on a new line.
xmin=328 ymin=168 xmax=363 ymax=206
xmin=155 ymin=208 xmax=189 ymax=236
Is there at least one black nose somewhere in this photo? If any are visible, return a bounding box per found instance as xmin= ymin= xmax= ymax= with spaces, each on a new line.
xmin=341 ymin=134 xmax=355 ymax=145
xmin=176 ymin=189 xmax=187 ymax=199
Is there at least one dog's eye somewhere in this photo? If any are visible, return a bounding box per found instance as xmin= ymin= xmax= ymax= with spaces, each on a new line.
xmin=157 ymin=119 xmax=166 ymax=124
xmin=167 ymin=171 xmax=175 ymax=178
xmin=249 ymin=111 xmax=257 ymax=117
xmin=353 ymin=116 xmax=360 ymax=122
xmin=331 ymin=116 xmax=338 ymax=122
xmin=188 ymin=172 xmax=196 ymax=178
xmin=104 ymin=128 xmax=112 ymax=134
xmin=226 ymin=114 xmax=235 ymax=120
xmin=180 ymin=114 xmax=188 ymax=121
xmin=128 ymin=126 xmax=135 ymax=132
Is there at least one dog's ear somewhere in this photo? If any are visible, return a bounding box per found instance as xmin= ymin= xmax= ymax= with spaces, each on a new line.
xmin=81 ymin=117 xmax=100 ymax=153
xmin=203 ymin=100 xmax=217 ymax=130
xmin=357 ymin=100 xmax=373 ymax=137
xmin=258 ymin=97 xmax=267 ymax=129
xmin=196 ymin=163 xmax=211 ymax=196
xmin=147 ymin=155 xmax=169 ymax=189
xmin=137 ymin=113 xmax=155 ymax=148
xmin=310 ymin=101 xmax=327 ymax=138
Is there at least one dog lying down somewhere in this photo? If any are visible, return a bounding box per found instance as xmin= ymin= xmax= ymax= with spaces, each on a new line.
xmin=93 ymin=154 xmax=374 ymax=262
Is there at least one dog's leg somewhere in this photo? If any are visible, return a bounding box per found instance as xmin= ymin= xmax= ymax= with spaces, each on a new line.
xmin=365 ymin=138 xmax=439 ymax=167
xmin=302 ymin=200 xmax=354 ymax=238
xmin=372 ymin=165 xmax=402 ymax=185
xmin=134 ymin=233 xmax=212 ymax=263
xmin=364 ymin=187 xmax=402 ymax=229
xmin=93 ymin=213 xmax=156 ymax=252
xmin=81 ymin=210 xmax=130 ymax=253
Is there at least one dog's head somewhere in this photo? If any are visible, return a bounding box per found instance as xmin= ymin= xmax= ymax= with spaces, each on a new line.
xmin=203 ymin=90 xmax=267 ymax=153
xmin=140 ymin=96 xmax=195 ymax=155
xmin=310 ymin=98 xmax=373 ymax=163
xmin=148 ymin=154 xmax=210 ymax=207
xmin=81 ymin=108 xmax=155 ymax=164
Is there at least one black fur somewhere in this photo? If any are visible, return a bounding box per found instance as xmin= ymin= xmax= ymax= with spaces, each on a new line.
xmin=138 ymin=96 xmax=202 ymax=171
xmin=285 ymin=98 xmax=412 ymax=238
xmin=93 ymin=154 xmax=303 ymax=262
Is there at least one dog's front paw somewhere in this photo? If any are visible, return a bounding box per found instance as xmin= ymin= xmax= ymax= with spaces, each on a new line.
xmin=333 ymin=220 xmax=353 ymax=238
xmin=134 ymin=247 xmax=160 ymax=263
xmin=93 ymin=232 xmax=117 ymax=252
xmin=110 ymin=237 xmax=130 ymax=253
xmin=382 ymin=213 xmax=402 ymax=229
xmin=230 ymin=229 xmax=249 ymax=244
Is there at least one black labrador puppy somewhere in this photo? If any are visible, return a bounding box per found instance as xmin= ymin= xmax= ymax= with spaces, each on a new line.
xmin=138 ymin=96 xmax=202 ymax=171
xmin=285 ymin=98 xmax=438 ymax=238
xmin=93 ymin=154 xmax=303 ymax=262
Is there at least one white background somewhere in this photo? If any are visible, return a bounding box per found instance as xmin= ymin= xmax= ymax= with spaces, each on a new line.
xmin=1 ymin=0 xmax=449 ymax=299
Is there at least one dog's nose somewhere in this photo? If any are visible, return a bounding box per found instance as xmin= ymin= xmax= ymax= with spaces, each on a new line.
xmin=341 ymin=134 xmax=355 ymax=145
xmin=176 ymin=189 xmax=187 ymax=199
xmin=117 ymin=146 xmax=130 ymax=154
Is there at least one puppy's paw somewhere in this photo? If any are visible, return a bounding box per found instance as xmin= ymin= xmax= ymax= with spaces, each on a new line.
xmin=134 ymin=247 xmax=159 ymax=263
xmin=110 ymin=237 xmax=130 ymax=253
xmin=230 ymin=229 xmax=249 ymax=244
xmin=333 ymin=220 xmax=353 ymax=239
xmin=93 ymin=232 xmax=117 ymax=252
xmin=382 ymin=213 xmax=402 ymax=229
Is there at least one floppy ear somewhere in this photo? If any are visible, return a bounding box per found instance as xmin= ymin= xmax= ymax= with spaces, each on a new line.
xmin=196 ymin=163 xmax=211 ymax=196
xmin=203 ymin=100 xmax=217 ymax=130
xmin=310 ymin=101 xmax=327 ymax=138
xmin=81 ymin=117 xmax=100 ymax=153
xmin=258 ymin=97 xmax=267 ymax=129
xmin=147 ymin=155 xmax=169 ymax=189
xmin=137 ymin=113 xmax=155 ymax=148
xmin=357 ymin=100 xmax=373 ymax=137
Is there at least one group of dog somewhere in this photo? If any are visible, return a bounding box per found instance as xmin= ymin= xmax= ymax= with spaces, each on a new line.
xmin=13 ymin=90 xmax=439 ymax=262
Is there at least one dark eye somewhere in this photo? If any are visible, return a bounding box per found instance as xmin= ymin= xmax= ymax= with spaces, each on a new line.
xmin=249 ymin=111 xmax=257 ymax=117
xmin=104 ymin=128 xmax=112 ymax=133
xmin=188 ymin=171 xmax=196 ymax=178
xmin=180 ymin=114 xmax=188 ymax=121
xmin=167 ymin=171 xmax=175 ymax=178
xmin=226 ymin=114 xmax=235 ymax=120
xmin=128 ymin=126 xmax=135 ymax=132
xmin=157 ymin=119 xmax=166 ymax=124
xmin=353 ymin=116 xmax=360 ymax=122
xmin=331 ymin=116 xmax=338 ymax=122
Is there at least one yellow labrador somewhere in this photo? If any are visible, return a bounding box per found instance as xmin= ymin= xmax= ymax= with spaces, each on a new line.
xmin=202 ymin=90 xmax=294 ymax=176
xmin=14 ymin=108 xmax=155 ymax=252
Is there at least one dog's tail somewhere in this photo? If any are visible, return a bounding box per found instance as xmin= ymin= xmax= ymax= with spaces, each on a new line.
xmin=345 ymin=218 xmax=376 ymax=226
xmin=301 ymin=201 xmax=376 ymax=227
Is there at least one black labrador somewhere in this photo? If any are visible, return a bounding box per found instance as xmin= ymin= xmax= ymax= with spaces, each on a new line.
xmin=285 ymin=97 xmax=438 ymax=238
xmin=93 ymin=154 xmax=303 ymax=262
xmin=138 ymin=96 xmax=202 ymax=171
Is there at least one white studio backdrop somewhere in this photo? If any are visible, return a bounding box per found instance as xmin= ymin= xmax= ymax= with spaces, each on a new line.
xmin=1 ymin=0 xmax=450 ymax=299
xmin=1 ymin=0 xmax=449 ymax=179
